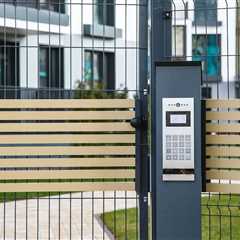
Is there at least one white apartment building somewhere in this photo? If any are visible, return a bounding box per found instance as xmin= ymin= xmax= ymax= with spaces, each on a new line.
xmin=172 ymin=0 xmax=237 ymax=98
xmin=0 ymin=0 xmax=138 ymax=98
xmin=2 ymin=0 xmax=237 ymax=99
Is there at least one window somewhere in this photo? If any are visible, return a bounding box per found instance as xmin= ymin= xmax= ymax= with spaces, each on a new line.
xmin=194 ymin=0 xmax=217 ymax=26
xmin=84 ymin=50 xmax=115 ymax=90
xmin=94 ymin=0 xmax=114 ymax=26
xmin=39 ymin=0 xmax=65 ymax=14
xmin=192 ymin=34 xmax=221 ymax=81
xmin=172 ymin=26 xmax=186 ymax=60
xmin=0 ymin=0 xmax=65 ymax=14
xmin=0 ymin=41 xmax=19 ymax=87
xmin=39 ymin=46 xmax=64 ymax=89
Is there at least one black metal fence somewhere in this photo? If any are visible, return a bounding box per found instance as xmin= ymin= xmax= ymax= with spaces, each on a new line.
xmin=1 ymin=0 xmax=239 ymax=239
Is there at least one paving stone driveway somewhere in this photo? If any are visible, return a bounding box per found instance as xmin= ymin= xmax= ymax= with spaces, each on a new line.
xmin=0 ymin=191 xmax=138 ymax=240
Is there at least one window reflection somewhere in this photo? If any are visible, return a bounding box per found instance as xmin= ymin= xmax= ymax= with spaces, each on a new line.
xmin=192 ymin=34 xmax=221 ymax=81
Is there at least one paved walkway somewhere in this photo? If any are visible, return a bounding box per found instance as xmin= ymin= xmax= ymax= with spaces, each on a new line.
xmin=0 ymin=191 xmax=138 ymax=240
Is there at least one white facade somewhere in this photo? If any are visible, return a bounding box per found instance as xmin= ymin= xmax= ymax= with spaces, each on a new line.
xmin=173 ymin=0 xmax=237 ymax=98
xmin=0 ymin=0 xmax=139 ymax=96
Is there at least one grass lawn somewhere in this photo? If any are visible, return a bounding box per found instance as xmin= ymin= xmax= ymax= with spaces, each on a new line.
xmin=101 ymin=195 xmax=240 ymax=240
xmin=0 ymin=192 xmax=63 ymax=203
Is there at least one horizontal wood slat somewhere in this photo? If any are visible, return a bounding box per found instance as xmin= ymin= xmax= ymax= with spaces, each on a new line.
xmin=207 ymin=170 xmax=240 ymax=180
xmin=205 ymin=100 xmax=240 ymax=193
xmin=206 ymin=135 xmax=240 ymax=145
xmin=0 ymin=99 xmax=135 ymax=109
xmin=206 ymin=99 xmax=240 ymax=109
xmin=0 ymin=134 xmax=135 ymax=144
xmin=0 ymin=158 xmax=135 ymax=168
xmin=206 ymin=112 xmax=240 ymax=121
xmin=0 ymin=182 xmax=135 ymax=192
xmin=206 ymin=124 xmax=240 ymax=133
xmin=0 ymin=122 xmax=134 ymax=132
xmin=206 ymin=159 xmax=240 ymax=169
xmin=206 ymin=183 xmax=240 ymax=194
xmin=206 ymin=147 xmax=240 ymax=157
xmin=0 ymin=169 xmax=135 ymax=180
xmin=0 ymin=146 xmax=135 ymax=156
xmin=0 ymin=99 xmax=136 ymax=192
xmin=0 ymin=111 xmax=134 ymax=120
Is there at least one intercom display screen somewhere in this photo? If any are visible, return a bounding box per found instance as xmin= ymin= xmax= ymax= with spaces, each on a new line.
xmin=170 ymin=114 xmax=186 ymax=124
xmin=166 ymin=111 xmax=190 ymax=127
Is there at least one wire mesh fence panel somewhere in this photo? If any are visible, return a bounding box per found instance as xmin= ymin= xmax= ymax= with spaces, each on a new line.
xmin=163 ymin=0 xmax=240 ymax=239
xmin=0 ymin=0 xmax=148 ymax=239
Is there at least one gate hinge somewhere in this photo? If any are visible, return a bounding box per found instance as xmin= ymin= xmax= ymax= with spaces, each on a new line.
xmin=144 ymin=86 xmax=149 ymax=96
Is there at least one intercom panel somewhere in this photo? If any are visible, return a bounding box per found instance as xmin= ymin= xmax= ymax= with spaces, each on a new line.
xmin=162 ymin=98 xmax=194 ymax=181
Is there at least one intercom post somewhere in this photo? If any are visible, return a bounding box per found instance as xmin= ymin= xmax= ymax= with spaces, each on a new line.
xmin=151 ymin=61 xmax=202 ymax=240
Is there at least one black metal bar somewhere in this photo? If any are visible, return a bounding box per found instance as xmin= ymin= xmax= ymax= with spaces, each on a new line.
xmin=151 ymin=0 xmax=172 ymax=62
xmin=138 ymin=0 xmax=149 ymax=239
xmin=151 ymin=1 xmax=172 ymax=239
xmin=201 ymin=99 xmax=206 ymax=192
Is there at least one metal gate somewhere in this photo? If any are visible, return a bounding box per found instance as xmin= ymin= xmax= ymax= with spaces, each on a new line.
xmin=0 ymin=0 xmax=148 ymax=239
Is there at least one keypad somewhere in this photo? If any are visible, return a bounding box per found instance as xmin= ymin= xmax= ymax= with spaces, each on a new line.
xmin=166 ymin=134 xmax=192 ymax=161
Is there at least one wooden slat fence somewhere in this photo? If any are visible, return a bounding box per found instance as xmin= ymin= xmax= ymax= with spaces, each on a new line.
xmin=206 ymin=99 xmax=240 ymax=193
xmin=0 ymin=99 xmax=135 ymax=192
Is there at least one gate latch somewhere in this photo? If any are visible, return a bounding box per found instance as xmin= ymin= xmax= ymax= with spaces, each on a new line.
xmin=130 ymin=116 xmax=147 ymax=129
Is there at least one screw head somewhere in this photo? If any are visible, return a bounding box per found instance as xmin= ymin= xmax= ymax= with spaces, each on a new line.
xmin=164 ymin=11 xmax=172 ymax=19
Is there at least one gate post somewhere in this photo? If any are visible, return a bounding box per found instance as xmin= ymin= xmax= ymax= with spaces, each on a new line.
xmin=137 ymin=0 xmax=149 ymax=239
xmin=151 ymin=1 xmax=202 ymax=240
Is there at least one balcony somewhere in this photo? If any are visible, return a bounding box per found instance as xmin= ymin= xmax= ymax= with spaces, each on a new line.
xmin=0 ymin=0 xmax=69 ymax=26
xmin=83 ymin=24 xmax=122 ymax=39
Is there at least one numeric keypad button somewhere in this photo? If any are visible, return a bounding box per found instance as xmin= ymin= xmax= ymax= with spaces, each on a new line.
xmin=167 ymin=155 xmax=171 ymax=160
xmin=179 ymin=148 xmax=184 ymax=154
xmin=185 ymin=135 xmax=191 ymax=141
xmin=166 ymin=135 xmax=171 ymax=141
xmin=186 ymin=148 xmax=191 ymax=154
xmin=179 ymin=135 xmax=184 ymax=141
xmin=173 ymin=142 xmax=178 ymax=147
xmin=173 ymin=155 xmax=178 ymax=160
xmin=173 ymin=149 xmax=177 ymax=154
xmin=179 ymin=142 xmax=184 ymax=147
xmin=173 ymin=135 xmax=178 ymax=141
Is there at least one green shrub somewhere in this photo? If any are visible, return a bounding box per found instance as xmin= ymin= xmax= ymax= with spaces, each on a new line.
xmin=74 ymin=81 xmax=128 ymax=99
